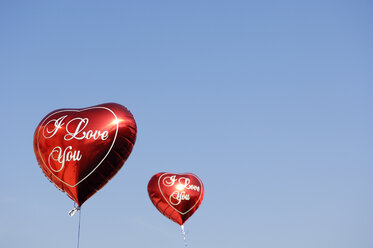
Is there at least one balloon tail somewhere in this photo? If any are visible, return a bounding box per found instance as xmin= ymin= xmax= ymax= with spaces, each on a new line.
xmin=181 ymin=225 xmax=188 ymax=247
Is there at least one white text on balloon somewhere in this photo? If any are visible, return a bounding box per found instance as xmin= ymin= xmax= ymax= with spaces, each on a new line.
xmin=48 ymin=146 xmax=82 ymax=172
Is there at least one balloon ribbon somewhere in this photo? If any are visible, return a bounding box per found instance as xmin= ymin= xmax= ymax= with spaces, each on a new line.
xmin=181 ymin=225 xmax=188 ymax=247
xmin=69 ymin=205 xmax=82 ymax=248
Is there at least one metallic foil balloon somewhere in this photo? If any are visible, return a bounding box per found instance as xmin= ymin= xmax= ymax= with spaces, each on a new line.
xmin=33 ymin=103 xmax=137 ymax=206
xmin=147 ymin=173 xmax=204 ymax=225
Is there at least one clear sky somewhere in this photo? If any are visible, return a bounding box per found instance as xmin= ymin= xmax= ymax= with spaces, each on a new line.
xmin=0 ymin=1 xmax=372 ymax=248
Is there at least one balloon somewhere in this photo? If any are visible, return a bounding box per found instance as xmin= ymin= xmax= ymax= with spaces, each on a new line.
xmin=33 ymin=103 xmax=137 ymax=206
xmin=147 ymin=172 xmax=204 ymax=225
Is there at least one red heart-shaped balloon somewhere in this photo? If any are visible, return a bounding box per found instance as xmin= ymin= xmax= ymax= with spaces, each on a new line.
xmin=147 ymin=173 xmax=204 ymax=225
xmin=33 ymin=103 xmax=137 ymax=206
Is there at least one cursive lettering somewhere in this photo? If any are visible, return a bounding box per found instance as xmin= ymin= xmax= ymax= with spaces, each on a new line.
xmin=163 ymin=175 xmax=177 ymax=186
xmin=48 ymin=146 xmax=82 ymax=172
xmin=169 ymin=191 xmax=190 ymax=205
xmin=161 ymin=175 xmax=200 ymax=206
xmin=64 ymin=118 xmax=109 ymax=141
xmin=163 ymin=175 xmax=200 ymax=192
xmin=43 ymin=115 xmax=109 ymax=141
xmin=43 ymin=115 xmax=67 ymax=139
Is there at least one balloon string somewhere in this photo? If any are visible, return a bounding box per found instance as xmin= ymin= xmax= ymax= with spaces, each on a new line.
xmin=181 ymin=225 xmax=188 ymax=248
xmin=69 ymin=203 xmax=82 ymax=248
xmin=77 ymin=208 xmax=81 ymax=248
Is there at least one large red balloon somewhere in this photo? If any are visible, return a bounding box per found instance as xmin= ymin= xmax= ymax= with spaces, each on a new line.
xmin=33 ymin=103 xmax=137 ymax=206
xmin=147 ymin=173 xmax=204 ymax=225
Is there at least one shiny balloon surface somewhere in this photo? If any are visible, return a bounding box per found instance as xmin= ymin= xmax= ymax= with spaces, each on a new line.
xmin=148 ymin=172 xmax=204 ymax=225
xmin=34 ymin=103 xmax=137 ymax=206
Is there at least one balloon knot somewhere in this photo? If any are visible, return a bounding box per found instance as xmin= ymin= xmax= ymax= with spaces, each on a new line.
xmin=68 ymin=206 xmax=81 ymax=216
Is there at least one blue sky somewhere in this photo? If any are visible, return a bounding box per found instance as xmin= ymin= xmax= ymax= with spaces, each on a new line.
xmin=0 ymin=1 xmax=372 ymax=247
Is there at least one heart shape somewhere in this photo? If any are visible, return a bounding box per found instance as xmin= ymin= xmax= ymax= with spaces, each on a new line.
xmin=147 ymin=173 xmax=204 ymax=225
xmin=33 ymin=103 xmax=137 ymax=206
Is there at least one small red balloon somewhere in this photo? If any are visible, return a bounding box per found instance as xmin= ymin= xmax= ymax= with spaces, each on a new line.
xmin=147 ymin=172 xmax=204 ymax=225
xmin=33 ymin=103 xmax=137 ymax=206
